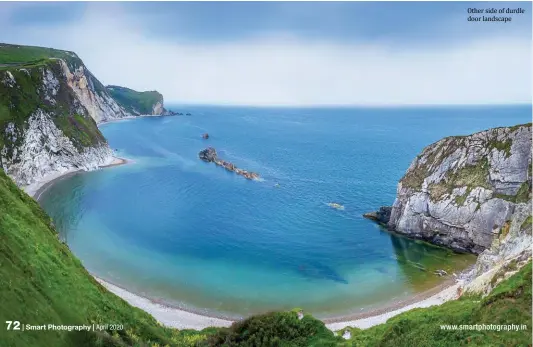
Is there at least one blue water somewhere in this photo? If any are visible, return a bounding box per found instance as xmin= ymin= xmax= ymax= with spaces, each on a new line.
xmin=40 ymin=105 xmax=529 ymax=318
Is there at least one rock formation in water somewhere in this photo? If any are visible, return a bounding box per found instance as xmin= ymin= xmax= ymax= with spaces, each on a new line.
xmin=199 ymin=147 xmax=260 ymax=180
xmin=365 ymin=124 xmax=531 ymax=255
xmin=362 ymin=206 xmax=391 ymax=225
xmin=364 ymin=123 xmax=532 ymax=292
xmin=202 ymin=133 xmax=209 ymax=139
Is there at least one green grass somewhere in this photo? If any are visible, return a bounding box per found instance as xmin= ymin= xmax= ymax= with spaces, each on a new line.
xmin=0 ymin=163 xmax=531 ymax=347
xmin=106 ymin=85 xmax=163 ymax=115
xmin=0 ymin=43 xmax=77 ymax=64
xmin=429 ymin=158 xmax=491 ymax=202
xmin=345 ymin=262 xmax=532 ymax=347
xmin=0 ymin=168 xmax=214 ymax=347
xmin=520 ymin=216 xmax=532 ymax=233
xmin=54 ymin=114 xmax=105 ymax=148
xmin=489 ymin=138 xmax=512 ymax=158
xmin=0 ymin=57 xmax=106 ymax=155
xmin=494 ymin=181 xmax=532 ymax=204
xmin=200 ymin=311 xmax=343 ymax=347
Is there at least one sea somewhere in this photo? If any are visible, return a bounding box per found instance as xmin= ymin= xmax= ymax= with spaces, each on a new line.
xmin=39 ymin=105 xmax=530 ymax=319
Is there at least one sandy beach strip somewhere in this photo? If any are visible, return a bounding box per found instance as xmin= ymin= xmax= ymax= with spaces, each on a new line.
xmin=94 ymin=277 xmax=235 ymax=330
xmin=22 ymin=142 xmax=465 ymax=333
xmin=325 ymin=280 xmax=462 ymax=331
xmin=26 ymin=156 xmax=129 ymax=201
xmin=94 ymin=273 xmax=463 ymax=332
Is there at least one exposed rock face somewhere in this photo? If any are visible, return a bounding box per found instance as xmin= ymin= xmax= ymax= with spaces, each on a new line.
xmin=366 ymin=124 xmax=531 ymax=255
xmin=1 ymin=110 xmax=113 ymax=186
xmin=199 ymin=147 xmax=260 ymax=180
xmin=363 ymin=206 xmax=391 ymax=225
xmin=0 ymin=55 xmax=120 ymax=188
xmin=59 ymin=60 xmax=131 ymax=123
xmin=151 ymin=101 xmax=164 ymax=115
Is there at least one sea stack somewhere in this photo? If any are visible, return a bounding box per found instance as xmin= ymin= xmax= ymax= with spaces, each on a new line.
xmin=198 ymin=147 xmax=260 ymax=180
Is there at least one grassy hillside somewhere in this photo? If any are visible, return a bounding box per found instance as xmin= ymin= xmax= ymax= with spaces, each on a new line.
xmin=0 ymin=159 xmax=531 ymax=347
xmin=345 ymin=262 xmax=532 ymax=346
xmin=0 ymin=43 xmax=78 ymax=65
xmin=106 ymin=85 xmax=163 ymax=115
xmin=0 ymin=168 xmax=213 ymax=347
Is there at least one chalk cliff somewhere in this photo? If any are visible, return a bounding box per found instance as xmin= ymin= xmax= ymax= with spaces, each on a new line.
xmin=0 ymin=44 xmax=130 ymax=188
xmin=365 ymin=124 xmax=532 ymax=291
xmin=365 ymin=124 xmax=531 ymax=253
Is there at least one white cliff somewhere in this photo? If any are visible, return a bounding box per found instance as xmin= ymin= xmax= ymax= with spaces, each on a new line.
xmin=58 ymin=60 xmax=132 ymax=123
xmin=0 ymin=55 xmax=126 ymax=190
xmin=364 ymin=123 xmax=532 ymax=295
xmin=386 ymin=124 xmax=531 ymax=254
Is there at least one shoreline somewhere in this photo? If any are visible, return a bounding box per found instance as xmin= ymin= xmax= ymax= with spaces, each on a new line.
xmin=94 ymin=272 xmax=465 ymax=332
xmin=28 ymin=156 xmax=129 ymax=201
xmin=24 ymin=117 xmax=468 ymax=332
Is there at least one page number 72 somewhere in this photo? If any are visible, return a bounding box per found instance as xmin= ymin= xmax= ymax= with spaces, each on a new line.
xmin=6 ymin=321 xmax=21 ymax=330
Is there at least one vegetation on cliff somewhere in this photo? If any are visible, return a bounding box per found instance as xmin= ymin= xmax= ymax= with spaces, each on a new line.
xmin=1 ymin=161 xmax=531 ymax=346
xmin=345 ymin=262 xmax=532 ymax=346
xmin=400 ymin=124 xmax=532 ymax=199
xmin=106 ymin=85 xmax=164 ymax=115
xmin=0 ymin=55 xmax=105 ymax=154
xmin=0 ymin=168 xmax=213 ymax=347
xmin=1 ymin=42 xmax=531 ymax=347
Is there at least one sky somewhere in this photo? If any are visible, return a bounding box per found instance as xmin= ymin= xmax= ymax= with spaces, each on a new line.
xmin=1 ymin=1 xmax=531 ymax=106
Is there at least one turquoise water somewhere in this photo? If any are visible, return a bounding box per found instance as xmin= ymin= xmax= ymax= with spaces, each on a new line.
xmin=40 ymin=105 xmax=529 ymax=319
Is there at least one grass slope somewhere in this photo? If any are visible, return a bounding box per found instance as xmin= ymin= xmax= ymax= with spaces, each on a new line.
xmin=106 ymin=85 xmax=163 ymax=115
xmin=345 ymin=262 xmax=532 ymax=347
xmin=0 ymin=169 xmax=212 ymax=347
xmin=0 ymin=43 xmax=77 ymax=65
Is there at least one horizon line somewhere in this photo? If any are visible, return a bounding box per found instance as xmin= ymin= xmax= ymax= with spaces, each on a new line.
xmin=164 ymin=102 xmax=533 ymax=109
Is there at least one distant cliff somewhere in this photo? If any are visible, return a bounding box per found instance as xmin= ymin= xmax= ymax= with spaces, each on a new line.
xmin=106 ymin=85 xmax=173 ymax=116
xmin=366 ymin=124 xmax=531 ymax=255
xmin=0 ymin=43 xmax=132 ymax=187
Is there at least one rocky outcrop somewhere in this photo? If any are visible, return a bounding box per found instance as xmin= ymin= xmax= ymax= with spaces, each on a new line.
xmin=199 ymin=147 xmax=260 ymax=180
xmin=1 ymin=110 xmax=113 ymax=186
xmin=365 ymin=124 xmax=531 ymax=255
xmin=363 ymin=206 xmax=391 ymax=225
xmin=0 ymin=47 xmax=123 ymax=187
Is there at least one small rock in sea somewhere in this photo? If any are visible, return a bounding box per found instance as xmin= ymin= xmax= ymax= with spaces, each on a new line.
xmin=202 ymin=133 xmax=209 ymax=139
xmin=198 ymin=147 xmax=217 ymax=162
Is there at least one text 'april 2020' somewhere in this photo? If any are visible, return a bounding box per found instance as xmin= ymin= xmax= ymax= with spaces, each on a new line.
xmin=467 ymin=7 xmax=526 ymax=23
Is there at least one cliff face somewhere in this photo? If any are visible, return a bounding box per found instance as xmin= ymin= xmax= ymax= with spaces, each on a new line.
xmin=0 ymin=46 xmax=129 ymax=187
xmin=59 ymin=61 xmax=132 ymax=123
xmin=106 ymin=85 xmax=170 ymax=116
xmin=386 ymin=124 xmax=531 ymax=254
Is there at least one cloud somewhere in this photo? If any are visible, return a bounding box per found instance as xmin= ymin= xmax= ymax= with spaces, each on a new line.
xmin=2 ymin=4 xmax=531 ymax=106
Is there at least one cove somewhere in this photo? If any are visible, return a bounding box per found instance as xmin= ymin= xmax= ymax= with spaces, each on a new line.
xmin=38 ymin=105 xmax=530 ymax=319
